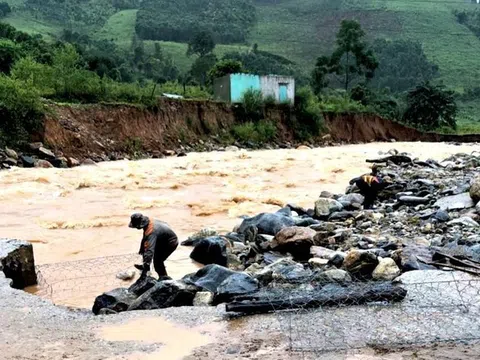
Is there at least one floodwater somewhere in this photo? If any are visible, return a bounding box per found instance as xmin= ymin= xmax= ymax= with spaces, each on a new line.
xmin=1 ymin=142 xmax=478 ymax=308
xmin=98 ymin=317 xmax=222 ymax=360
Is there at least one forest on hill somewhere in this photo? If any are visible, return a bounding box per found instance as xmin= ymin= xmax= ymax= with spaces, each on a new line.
xmin=0 ymin=0 xmax=479 ymax=144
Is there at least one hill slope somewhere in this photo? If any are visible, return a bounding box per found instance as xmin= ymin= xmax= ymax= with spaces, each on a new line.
xmin=2 ymin=0 xmax=480 ymax=126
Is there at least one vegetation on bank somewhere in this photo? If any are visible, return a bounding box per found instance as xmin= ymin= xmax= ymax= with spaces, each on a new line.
xmin=0 ymin=15 xmax=479 ymax=147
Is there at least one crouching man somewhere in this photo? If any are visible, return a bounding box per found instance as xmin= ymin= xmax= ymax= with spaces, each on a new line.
xmin=129 ymin=213 xmax=178 ymax=280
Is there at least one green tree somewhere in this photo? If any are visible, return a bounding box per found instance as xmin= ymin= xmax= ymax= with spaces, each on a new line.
xmin=0 ymin=2 xmax=11 ymax=18
xmin=370 ymin=39 xmax=438 ymax=92
xmin=187 ymin=31 xmax=215 ymax=57
xmin=312 ymin=20 xmax=378 ymax=92
xmin=403 ymin=82 xmax=457 ymax=130
xmin=190 ymin=53 xmax=217 ymax=87
xmin=208 ymin=59 xmax=244 ymax=82
xmin=0 ymin=39 xmax=21 ymax=74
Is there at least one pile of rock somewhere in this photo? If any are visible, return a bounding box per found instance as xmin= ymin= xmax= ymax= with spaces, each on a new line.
xmin=0 ymin=143 xmax=81 ymax=170
xmin=93 ymin=150 xmax=480 ymax=315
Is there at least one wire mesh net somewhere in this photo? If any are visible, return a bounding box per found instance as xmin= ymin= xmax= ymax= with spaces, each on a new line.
xmin=262 ymin=272 xmax=480 ymax=355
xmin=31 ymin=253 xmax=140 ymax=308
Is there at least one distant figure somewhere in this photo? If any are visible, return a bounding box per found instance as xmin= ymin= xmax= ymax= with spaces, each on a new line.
xmin=129 ymin=213 xmax=178 ymax=280
xmin=349 ymin=166 xmax=393 ymax=209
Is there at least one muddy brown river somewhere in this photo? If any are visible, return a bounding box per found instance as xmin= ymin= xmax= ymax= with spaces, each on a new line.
xmin=0 ymin=142 xmax=478 ymax=308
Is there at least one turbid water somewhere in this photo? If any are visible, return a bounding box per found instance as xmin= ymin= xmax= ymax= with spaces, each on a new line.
xmin=1 ymin=142 xmax=478 ymax=308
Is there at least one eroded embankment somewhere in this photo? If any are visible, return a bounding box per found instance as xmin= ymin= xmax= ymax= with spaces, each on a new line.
xmin=40 ymin=100 xmax=480 ymax=161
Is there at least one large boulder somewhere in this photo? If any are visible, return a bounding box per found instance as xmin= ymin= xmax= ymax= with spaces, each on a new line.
xmin=270 ymin=226 xmax=316 ymax=260
xmin=372 ymin=257 xmax=401 ymax=281
xmin=342 ymin=250 xmax=379 ymax=280
xmin=182 ymin=264 xmax=236 ymax=293
xmin=434 ymin=193 xmax=474 ymax=211
xmin=20 ymin=155 xmax=35 ymax=168
xmin=236 ymin=209 xmax=296 ymax=236
xmin=128 ymin=276 xmax=158 ymax=296
xmin=128 ymin=280 xmax=197 ymax=311
xmin=214 ymin=273 xmax=259 ymax=303
xmin=0 ymin=239 xmax=37 ymax=289
xmin=189 ymin=236 xmax=228 ymax=266
xmin=92 ymin=288 xmax=137 ymax=315
xmin=337 ymin=193 xmax=365 ymax=207
xmin=470 ymin=177 xmax=480 ymax=204
xmin=391 ymin=244 xmax=435 ymax=272
xmin=314 ymin=198 xmax=343 ymax=218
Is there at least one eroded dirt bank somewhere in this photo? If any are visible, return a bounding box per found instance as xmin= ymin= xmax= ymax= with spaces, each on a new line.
xmin=40 ymin=100 xmax=480 ymax=161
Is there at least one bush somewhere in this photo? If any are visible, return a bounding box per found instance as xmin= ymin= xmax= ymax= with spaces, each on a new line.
xmin=233 ymin=89 xmax=264 ymax=123
xmin=403 ymin=82 xmax=457 ymax=130
xmin=231 ymin=120 xmax=277 ymax=143
xmin=0 ymin=75 xmax=44 ymax=147
xmin=290 ymin=87 xmax=325 ymax=140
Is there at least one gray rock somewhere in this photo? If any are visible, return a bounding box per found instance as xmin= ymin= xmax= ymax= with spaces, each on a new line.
xmin=314 ymin=269 xmax=352 ymax=284
xmin=116 ymin=270 xmax=135 ymax=281
xmin=253 ymin=258 xmax=296 ymax=284
xmin=190 ymin=236 xmax=227 ymax=267
xmin=337 ymin=193 xmax=365 ymax=206
xmin=92 ymin=288 xmax=137 ymax=315
xmin=38 ymin=147 xmax=55 ymax=159
xmin=35 ymin=159 xmax=54 ymax=168
xmin=2 ymin=157 xmax=17 ymax=166
xmin=128 ymin=280 xmax=196 ymax=310
xmin=182 ymin=264 xmax=236 ymax=293
xmin=270 ymin=226 xmax=316 ymax=260
xmin=372 ymin=257 xmax=401 ymax=281
xmin=128 ymin=276 xmax=158 ymax=296
xmin=20 ymin=155 xmax=35 ymax=168
xmin=193 ymin=291 xmax=214 ymax=306
xmin=319 ymin=191 xmax=334 ymax=199
xmin=272 ymin=263 xmax=312 ymax=284
xmin=342 ymin=250 xmax=379 ymax=280
xmin=0 ymin=239 xmax=37 ymax=289
xmin=310 ymin=246 xmax=338 ymax=259
xmin=398 ymin=196 xmax=430 ymax=205
xmin=434 ymin=193 xmax=474 ymax=211
xmin=433 ymin=210 xmax=450 ymax=222
xmin=215 ymin=273 xmax=259 ymax=303
xmin=471 ymin=176 xmax=480 ymax=203
xmin=308 ymin=257 xmax=329 ymax=269
xmin=448 ymin=217 xmax=480 ymax=227
xmin=181 ymin=228 xmax=218 ymax=246
xmin=5 ymin=147 xmax=18 ymax=160
xmin=237 ymin=209 xmax=296 ymax=236
xmin=315 ymin=198 xmax=343 ymax=218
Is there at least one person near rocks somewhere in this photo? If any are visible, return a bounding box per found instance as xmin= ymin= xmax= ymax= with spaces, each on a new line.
xmin=129 ymin=213 xmax=178 ymax=280
xmin=349 ymin=167 xmax=393 ymax=209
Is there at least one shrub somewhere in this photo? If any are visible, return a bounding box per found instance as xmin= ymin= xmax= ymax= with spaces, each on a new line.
xmin=403 ymin=82 xmax=457 ymax=130
xmin=291 ymin=87 xmax=325 ymax=140
xmin=0 ymin=75 xmax=44 ymax=146
xmin=231 ymin=120 xmax=277 ymax=143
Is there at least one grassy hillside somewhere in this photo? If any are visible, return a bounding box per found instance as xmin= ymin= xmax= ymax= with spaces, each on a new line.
xmin=2 ymin=0 xmax=480 ymax=130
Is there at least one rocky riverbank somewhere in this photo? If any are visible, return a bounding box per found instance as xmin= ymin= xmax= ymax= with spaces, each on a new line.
xmin=92 ymin=149 xmax=480 ymax=315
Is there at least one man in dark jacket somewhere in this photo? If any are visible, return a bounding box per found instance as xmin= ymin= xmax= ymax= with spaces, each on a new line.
xmin=349 ymin=169 xmax=393 ymax=209
xmin=129 ymin=213 xmax=179 ymax=279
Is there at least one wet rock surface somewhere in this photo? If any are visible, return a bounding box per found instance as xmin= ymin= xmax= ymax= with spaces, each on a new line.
xmin=0 ymin=239 xmax=37 ymax=289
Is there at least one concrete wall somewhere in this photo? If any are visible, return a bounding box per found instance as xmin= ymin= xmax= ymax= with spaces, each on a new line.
xmin=230 ymin=73 xmax=261 ymax=103
xmin=260 ymin=75 xmax=295 ymax=105
xmin=213 ymin=75 xmax=231 ymax=102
